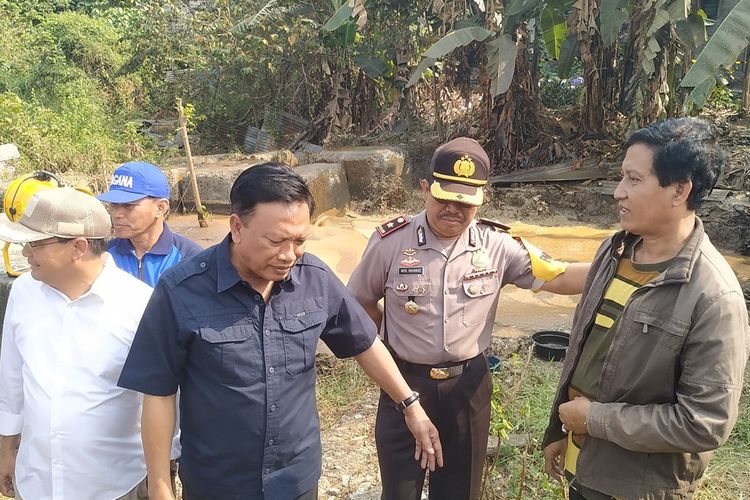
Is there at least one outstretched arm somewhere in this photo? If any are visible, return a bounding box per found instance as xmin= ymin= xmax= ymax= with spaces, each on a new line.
xmin=539 ymin=263 xmax=591 ymax=295
xmin=354 ymin=338 xmax=443 ymax=470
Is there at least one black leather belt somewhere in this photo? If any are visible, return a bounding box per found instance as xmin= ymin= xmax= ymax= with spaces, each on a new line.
xmin=394 ymin=353 xmax=483 ymax=380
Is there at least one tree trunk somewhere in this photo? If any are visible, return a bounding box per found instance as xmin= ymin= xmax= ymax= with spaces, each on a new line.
xmin=575 ymin=0 xmax=606 ymax=136
xmin=488 ymin=24 xmax=540 ymax=172
xmin=640 ymin=26 xmax=673 ymax=123
xmin=620 ymin=0 xmax=654 ymax=128
xmin=433 ymin=76 xmax=446 ymax=142
xmin=618 ymin=1 xmax=675 ymax=127
xmin=665 ymin=40 xmax=679 ymax=117
xmin=602 ymin=40 xmax=619 ymax=109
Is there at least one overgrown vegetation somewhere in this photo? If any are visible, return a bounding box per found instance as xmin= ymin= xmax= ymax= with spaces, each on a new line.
xmin=483 ymin=352 xmax=565 ymax=499
xmin=0 ymin=6 xmax=161 ymax=174
xmin=483 ymin=354 xmax=750 ymax=499
xmin=316 ymin=356 xmax=373 ymax=430
xmin=1 ymin=0 xmax=748 ymax=177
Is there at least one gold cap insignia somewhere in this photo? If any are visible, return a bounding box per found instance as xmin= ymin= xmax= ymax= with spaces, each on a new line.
xmin=453 ymin=155 xmax=476 ymax=178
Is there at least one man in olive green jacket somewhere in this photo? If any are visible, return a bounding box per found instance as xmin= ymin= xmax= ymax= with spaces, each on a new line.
xmin=543 ymin=117 xmax=750 ymax=499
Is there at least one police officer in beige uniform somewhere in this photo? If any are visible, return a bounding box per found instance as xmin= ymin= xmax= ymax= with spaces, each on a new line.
xmin=348 ymin=137 xmax=589 ymax=500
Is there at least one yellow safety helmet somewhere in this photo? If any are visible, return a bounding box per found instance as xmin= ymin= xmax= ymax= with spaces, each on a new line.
xmin=2 ymin=171 xmax=64 ymax=276
xmin=4 ymin=171 xmax=63 ymax=221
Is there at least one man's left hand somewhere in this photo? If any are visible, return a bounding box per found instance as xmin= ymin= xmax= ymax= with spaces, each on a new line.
xmin=403 ymin=402 xmax=443 ymax=471
xmin=559 ymin=396 xmax=591 ymax=435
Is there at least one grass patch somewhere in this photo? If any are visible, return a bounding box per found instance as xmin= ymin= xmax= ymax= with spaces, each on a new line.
xmin=483 ymin=351 xmax=566 ymax=499
xmin=483 ymin=354 xmax=750 ymax=499
xmin=315 ymin=355 xmax=375 ymax=431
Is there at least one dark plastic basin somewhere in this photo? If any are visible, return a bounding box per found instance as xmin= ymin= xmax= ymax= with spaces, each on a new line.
xmin=532 ymin=331 xmax=569 ymax=361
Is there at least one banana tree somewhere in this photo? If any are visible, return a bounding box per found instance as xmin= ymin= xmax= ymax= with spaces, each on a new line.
xmin=406 ymin=0 xmax=563 ymax=168
xmin=680 ymin=0 xmax=750 ymax=109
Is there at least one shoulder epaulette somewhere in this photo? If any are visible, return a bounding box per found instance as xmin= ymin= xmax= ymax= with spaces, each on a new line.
xmin=478 ymin=218 xmax=511 ymax=233
xmin=376 ymin=215 xmax=411 ymax=238
xmin=163 ymin=250 xmax=211 ymax=288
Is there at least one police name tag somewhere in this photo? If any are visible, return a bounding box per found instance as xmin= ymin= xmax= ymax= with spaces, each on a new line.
xmin=399 ymin=267 xmax=423 ymax=275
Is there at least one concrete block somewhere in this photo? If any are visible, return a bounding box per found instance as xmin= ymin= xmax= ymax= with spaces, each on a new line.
xmin=175 ymin=164 xmax=251 ymax=212
xmin=294 ymin=163 xmax=350 ymax=217
xmin=486 ymin=433 xmax=530 ymax=456
xmin=165 ymin=151 xmax=299 ymax=212
xmin=0 ymin=144 xmax=20 ymax=163
xmin=169 ymin=161 xmax=349 ymax=217
xmin=308 ymin=147 xmax=406 ymax=200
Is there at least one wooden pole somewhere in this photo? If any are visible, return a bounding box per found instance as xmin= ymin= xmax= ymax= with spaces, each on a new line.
xmin=742 ymin=47 xmax=750 ymax=117
xmin=176 ymin=98 xmax=208 ymax=228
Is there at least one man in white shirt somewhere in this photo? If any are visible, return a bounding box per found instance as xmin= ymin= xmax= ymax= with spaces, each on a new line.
xmin=0 ymin=187 xmax=152 ymax=500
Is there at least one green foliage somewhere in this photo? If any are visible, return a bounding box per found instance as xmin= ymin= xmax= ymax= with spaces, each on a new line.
xmin=506 ymin=0 xmax=545 ymax=17
xmin=0 ymin=5 xmax=163 ymax=174
xmin=539 ymin=77 xmax=583 ymax=109
xmin=539 ymin=1 xmax=571 ymax=59
xmin=486 ymin=34 xmax=518 ymax=97
xmin=315 ymin=357 xmax=373 ymax=431
xmin=40 ymin=11 xmax=123 ymax=81
xmin=407 ymin=26 xmax=498 ymax=91
xmin=599 ymin=0 xmax=629 ymax=47
xmin=540 ymin=60 xmax=584 ymax=108
xmin=485 ymin=355 xmax=565 ymax=498
xmin=681 ymin=0 xmax=750 ymax=108
xmin=0 ymin=91 xmax=119 ymax=174
xmin=705 ymin=85 xmax=740 ymax=112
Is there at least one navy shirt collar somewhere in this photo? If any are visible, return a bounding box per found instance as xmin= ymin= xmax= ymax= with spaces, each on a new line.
xmin=215 ymin=234 xmax=303 ymax=294
xmin=216 ymin=235 xmax=243 ymax=293
xmin=111 ymin=222 xmax=175 ymax=256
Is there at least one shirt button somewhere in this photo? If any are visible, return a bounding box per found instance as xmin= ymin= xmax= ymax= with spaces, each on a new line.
xmin=265 ymin=468 xmax=271 ymax=474
xmin=444 ymin=319 xmax=449 ymax=323
xmin=254 ymin=295 xmax=261 ymax=302
xmin=444 ymin=289 xmax=449 ymax=294
xmin=268 ymin=367 xmax=275 ymax=374
xmin=199 ymin=261 xmax=207 ymax=268
xmin=444 ymin=345 xmax=450 ymax=351
xmin=270 ymin=404 xmax=277 ymax=412
xmin=264 ymin=329 xmax=271 ymax=337
xmin=268 ymin=439 xmax=274 ymax=445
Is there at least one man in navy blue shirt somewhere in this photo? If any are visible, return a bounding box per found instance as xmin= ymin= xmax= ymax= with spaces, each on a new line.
xmin=118 ymin=163 xmax=443 ymax=500
xmin=98 ymin=161 xmax=202 ymax=287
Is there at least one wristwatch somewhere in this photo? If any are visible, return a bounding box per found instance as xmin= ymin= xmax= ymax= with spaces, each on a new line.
xmin=395 ymin=391 xmax=420 ymax=413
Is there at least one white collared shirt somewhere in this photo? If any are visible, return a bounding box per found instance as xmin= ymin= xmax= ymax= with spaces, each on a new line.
xmin=0 ymin=258 xmax=152 ymax=500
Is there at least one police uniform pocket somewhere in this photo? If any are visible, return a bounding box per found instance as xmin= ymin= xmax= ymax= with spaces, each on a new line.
xmin=461 ymin=276 xmax=500 ymax=327
xmin=388 ymin=279 xmax=431 ymax=320
xmin=279 ymin=306 xmax=327 ymax=376
xmin=197 ymin=314 xmax=257 ymax=386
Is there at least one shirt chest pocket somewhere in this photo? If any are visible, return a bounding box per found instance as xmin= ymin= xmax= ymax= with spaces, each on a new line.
xmin=279 ymin=306 xmax=327 ymax=377
xmin=628 ymin=307 xmax=690 ymax=353
xmin=196 ymin=315 xmax=258 ymax=386
xmin=461 ymin=276 xmax=500 ymax=327
xmin=388 ymin=278 xmax=432 ymax=326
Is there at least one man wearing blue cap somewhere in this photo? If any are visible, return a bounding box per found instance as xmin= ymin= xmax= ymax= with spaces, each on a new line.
xmin=98 ymin=161 xmax=202 ymax=287
xmin=98 ymin=161 xmax=202 ymax=489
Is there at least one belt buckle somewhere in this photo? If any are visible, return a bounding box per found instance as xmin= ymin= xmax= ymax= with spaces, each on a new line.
xmin=430 ymin=367 xmax=450 ymax=380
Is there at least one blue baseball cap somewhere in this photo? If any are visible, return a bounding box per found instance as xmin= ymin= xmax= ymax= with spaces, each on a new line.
xmin=97 ymin=161 xmax=170 ymax=203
